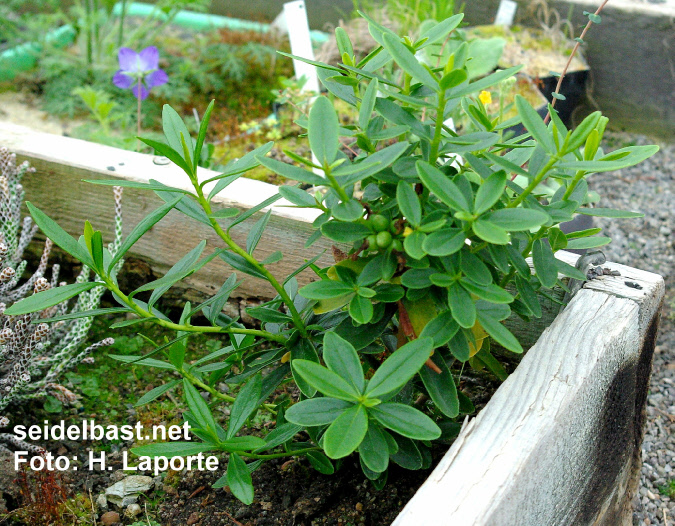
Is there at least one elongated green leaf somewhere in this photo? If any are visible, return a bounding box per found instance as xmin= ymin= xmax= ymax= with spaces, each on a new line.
xmin=460 ymin=279 xmax=513 ymax=304
xmin=382 ymin=33 xmax=438 ymax=91
xmin=323 ymin=404 xmax=368 ymax=459
xmin=419 ymin=311 xmax=459 ymax=347
xmin=417 ymin=14 xmax=464 ymax=47
xmin=227 ymin=453 xmax=254 ymax=504
xmin=227 ymin=374 xmax=262 ymax=438
xmin=472 ymin=219 xmax=510 ymax=244
xmin=448 ymin=283 xmax=476 ymax=328
xmin=515 ymin=95 xmax=556 ymax=154
xmin=397 ymin=182 xmax=421 ymax=227
xmin=207 ymin=142 xmax=274 ymax=199
xmin=254 ymin=423 xmax=302 ymax=452
xmin=135 ymin=380 xmax=181 ymax=407
xmin=183 ymin=379 xmax=218 ymax=435
xmin=228 ymin=193 xmax=281 ymax=232
xmin=321 ymin=221 xmax=370 ymax=243
xmin=309 ymin=96 xmax=340 ymax=165
xmin=108 ymin=197 xmax=182 ymax=272
xmin=26 ymin=203 xmax=94 ymax=267
xmin=292 ymin=360 xmax=361 ymax=401
xmin=349 ymin=295 xmax=374 ymax=324
xmin=416 ymin=161 xmax=470 ymax=212
xmin=300 ymin=280 xmax=355 ymax=300
xmin=334 ymin=142 xmax=410 ymax=186
xmin=488 ymin=208 xmax=549 ymax=231
xmin=474 ymin=170 xmax=506 ymax=214
xmin=476 ymin=311 xmax=523 ymax=353
xmin=532 ymin=239 xmax=558 ymax=288
xmin=359 ymin=78 xmax=379 ymax=131
xmin=193 ymin=100 xmax=215 ymax=171
xmin=323 ymin=332 xmax=365 ymax=393
xmin=370 ymin=403 xmax=441 ymax=440
xmin=306 ymin=451 xmax=335 ymax=474
xmin=366 ymin=338 xmax=433 ymax=399
xmin=358 ymin=423 xmax=389 ymax=473
xmin=162 ymin=104 xmax=194 ymax=162
xmin=155 ymin=188 xmax=211 ymax=226
xmin=285 ymin=398 xmax=353 ymax=426
xmin=565 ymin=236 xmax=611 ymax=249
xmin=558 ymin=145 xmax=659 ymax=172
xmin=219 ymin=436 xmax=267 ymax=451
xmin=278 ymin=186 xmax=316 ymax=207
xmin=422 ymin=228 xmax=465 ymax=256
xmin=449 ymin=66 xmax=521 ymax=98
xmin=256 ymin=156 xmax=326 ymax=185
xmin=576 ymin=208 xmax=643 ymax=218
xmin=246 ymin=209 xmax=272 ymax=254
xmin=84 ymin=179 xmax=191 ymax=194
xmin=40 ymin=307 xmax=131 ymax=323
xmin=219 ymin=251 xmax=267 ymax=280
xmin=565 ymin=111 xmax=601 ymax=153
xmin=420 ymin=354 xmax=459 ymax=418
xmin=5 ymin=282 xmax=102 ymax=316
xmin=139 ymin=137 xmax=192 ymax=175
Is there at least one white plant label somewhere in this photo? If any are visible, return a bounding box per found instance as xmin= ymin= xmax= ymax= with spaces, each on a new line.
xmin=494 ymin=0 xmax=518 ymax=26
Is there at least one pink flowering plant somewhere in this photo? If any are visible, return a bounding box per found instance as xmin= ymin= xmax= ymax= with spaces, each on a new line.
xmin=8 ymin=7 xmax=658 ymax=504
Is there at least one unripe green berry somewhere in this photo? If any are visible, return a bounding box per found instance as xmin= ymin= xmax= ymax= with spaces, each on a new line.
xmin=376 ymin=231 xmax=393 ymax=248
xmin=391 ymin=238 xmax=403 ymax=252
xmin=370 ymin=214 xmax=389 ymax=232
xmin=366 ymin=235 xmax=378 ymax=250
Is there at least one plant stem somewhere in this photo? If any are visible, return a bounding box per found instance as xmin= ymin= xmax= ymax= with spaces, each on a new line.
xmin=190 ymin=184 xmax=309 ymax=338
xmin=507 ymin=155 xmax=559 ymax=208
xmin=117 ymin=0 xmax=127 ymax=48
xmin=136 ymin=86 xmax=142 ymax=152
xmin=324 ymin=165 xmax=350 ymax=203
xmin=429 ymin=92 xmax=446 ymax=164
xmin=238 ymin=447 xmax=320 ymax=460
xmin=544 ymin=0 xmax=610 ymax=124
xmin=103 ymin=278 xmax=288 ymax=343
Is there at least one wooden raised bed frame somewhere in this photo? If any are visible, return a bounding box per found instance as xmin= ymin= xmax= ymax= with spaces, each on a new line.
xmin=0 ymin=122 xmax=665 ymax=525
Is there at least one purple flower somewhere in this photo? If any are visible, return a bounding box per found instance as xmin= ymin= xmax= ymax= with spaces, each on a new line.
xmin=112 ymin=46 xmax=168 ymax=100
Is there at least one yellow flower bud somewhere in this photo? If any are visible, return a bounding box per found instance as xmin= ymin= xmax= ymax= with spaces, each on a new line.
xmin=403 ymin=226 xmax=414 ymax=237
xmin=479 ymin=90 xmax=492 ymax=105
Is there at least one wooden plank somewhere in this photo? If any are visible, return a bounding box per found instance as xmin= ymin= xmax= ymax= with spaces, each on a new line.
xmin=393 ymin=255 xmax=664 ymax=526
xmin=0 ymin=121 xmax=333 ymax=300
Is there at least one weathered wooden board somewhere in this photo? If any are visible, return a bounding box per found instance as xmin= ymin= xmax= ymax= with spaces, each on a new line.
xmin=394 ymin=254 xmax=664 ymax=526
xmin=0 ymin=122 xmax=332 ymax=300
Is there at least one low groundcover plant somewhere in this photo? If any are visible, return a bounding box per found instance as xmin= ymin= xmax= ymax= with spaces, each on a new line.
xmin=7 ymin=9 xmax=658 ymax=504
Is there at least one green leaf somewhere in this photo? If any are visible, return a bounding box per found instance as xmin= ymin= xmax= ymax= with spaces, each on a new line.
xmin=323 ymin=332 xmax=365 ymax=393
xmin=532 ymin=239 xmax=558 ymax=288
xmin=40 ymin=307 xmax=132 ymax=323
xmin=26 ymin=203 xmax=94 ymax=267
xmin=256 ymin=156 xmax=326 ymax=186
xmin=254 ymin=423 xmax=302 ymax=452
xmin=285 ymin=398 xmax=353 ymax=426
xmin=332 ymin=200 xmax=364 ymax=222
xmin=576 ymin=208 xmax=643 ymax=219
xmin=162 ymin=104 xmax=194 ymax=163
xmin=219 ymin=251 xmax=267 ymax=280
xmin=279 ymin=186 xmax=316 ymax=207
xmin=474 ymin=170 xmax=507 ymax=215
xmin=349 ymin=295 xmax=373 ymax=324
xmin=323 ymin=404 xmax=368 ymax=459
xmin=155 ymin=187 xmax=211 ymax=226
xmin=292 ymin=360 xmax=361 ymax=401
xmin=202 ymin=274 xmax=239 ymax=325
xmin=245 ymin=306 xmax=292 ymax=324
xmin=420 ymin=352 xmax=458 ymax=417
xmin=449 ymin=66 xmax=521 ymax=98
xmin=108 ymin=197 xmax=182 ymax=272
xmin=207 ymin=142 xmax=274 ymax=199
xmin=515 ymin=95 xmax=556 ymax=154
xmin=183 ymin=380 xmax=217 ymax=435
xmin=515 ymin=275 xmax=543 ymax=318
xmin=290 ymin=339 xmax=319 ymax=397
xmin=334 ymin=142 xmax=410 ymax=185
xmin=404 ymin=230 xmax=427 ymax=260
xmin=366 ymin=338 xmax=433 ymax=399
xmin=370 ymin=403 xmax=441 ymax=440
xmin=321 ymin=221 xmax=370 ymax=243
xmin=5 ymin=282 xmax=101 ymax=316
xmin=219 ymin=436 xmax=267 ymax=451
xmin=418 ymin=14 xmax=464 ymax=47
xmin=419 ymin=311 xmax=459 ymax=347
xmin=246 ymin=209 xmax=272 ymax=254
xmin=416 ymin=161 xmax=470 ymax=212
xmin=448 ymin=283 xmax=476 ymax=328
xmin=460 ymin=279 xmax=513 ymax=304
xmin=300 ymin=280 xmax=354 ymax=300
xmin=565 ymin=111 xmax=601 ymax=153
xmin=472 ymin=219 xmax=509 ymax=244
xmin=382 ymin=33 xmax=438 ymax=91
xmin=422 ymin=228 xmax=465 ymax=256
xmin=306 ymin=451 xmax=335 ymax=474
xmin=138 ymin=137 xmax=192 ymax=175
xmin=228 ymin=193 xmax=282 ymax=232
xmin=476 ymin=311 xmax=523 ymax=353
xmin=227 ymin=374 xmax=262 ymax=438
xmin=84 ymin=179 xmax=191 ymax=194
xmin=565 ymin=236 xmax=611 ymax=250
xmin=131 ymin=441 xmax=216 ymax=458
xmin=227 ymin=453 xmax=254 ymax=504
xmin=135 ymin=380 xmax=181 ymax=407
xmin=309 ymin=96 xmax=340 ymax=165
xmin=488 ymin=208 xmax=550 ymax=231
xmin=358 ymin=423 xmax=389 ymax=473
xmin=359 ymin=78 xmax=379 ymax=131
xmin=558 ymin=145 xmax=659 ymax=172
xmin=193 ymin=100 xmax=215 ymax=171
xmin=548 ymin=227 xmax=568 ymax=251
xmin=397 ymin=182 xmax=421 ymax=227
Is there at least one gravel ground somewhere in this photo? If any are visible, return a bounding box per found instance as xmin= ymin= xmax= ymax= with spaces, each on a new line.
xmin=587 ymin=132 xmax=675 ymax=526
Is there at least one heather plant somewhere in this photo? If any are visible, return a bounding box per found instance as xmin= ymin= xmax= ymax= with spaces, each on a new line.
xmin=8 ymin=6 xmax=658 ymax=504
xmin=0 ymin=149 xmax=123 ymax=450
